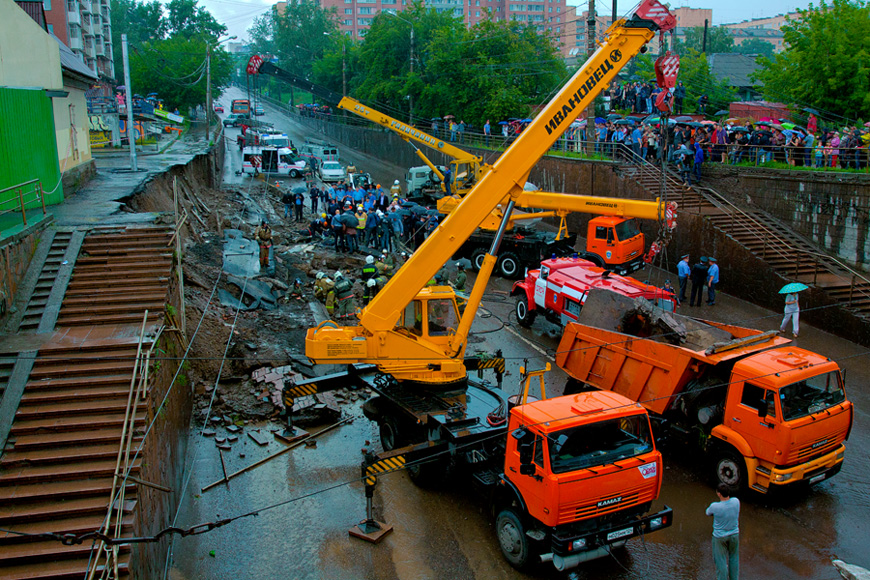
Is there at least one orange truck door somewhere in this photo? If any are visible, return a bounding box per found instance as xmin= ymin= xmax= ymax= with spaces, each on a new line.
xmin=727 ymin=382 xmax=779 ymax=461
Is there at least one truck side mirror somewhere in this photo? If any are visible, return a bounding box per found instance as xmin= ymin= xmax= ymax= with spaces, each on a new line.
xmin=755 ymin=400 xmax=767 ymax=418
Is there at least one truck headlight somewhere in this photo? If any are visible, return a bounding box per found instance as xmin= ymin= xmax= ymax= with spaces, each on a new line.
xmin=774 ymin=473 xmax=793 ymax=482
xmin=649 ymin=517 xmax=663 ymax=530
xmin=571 ymin=538 xmax=587 ymax=551
xmin=836 ymin=450 xmax=845 ymax=461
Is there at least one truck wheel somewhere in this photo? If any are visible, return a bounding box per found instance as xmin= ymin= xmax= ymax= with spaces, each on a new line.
xmin=515 ymin=296 xmax=536 ymax=328
xmin=290 ymin=169 xmax=301 ymax=178
xmin=379 ymin=416 xmax=403 ymax=452
xmin=498 ymin=252 xmax=521 ymax=279
xmin=582 ymin=252 xmax=605 ymax=268
xmin=713 ymin=449 xmax=747 ymax=492
xmin=471 ymin=249 xmax=487 ymax=272
xmin=496 ymin=509 xmax=532 ymax=570
xmin=407 ymin=458 xmax=447 ymax=488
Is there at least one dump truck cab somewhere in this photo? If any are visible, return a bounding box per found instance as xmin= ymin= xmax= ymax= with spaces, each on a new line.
xmin=715 ymin=347 xmax=851 ymax=492
xmin=584 ymin=216 xmax=646 ymax=274
xmin=499 ymin=390 xmax=671 ymax=570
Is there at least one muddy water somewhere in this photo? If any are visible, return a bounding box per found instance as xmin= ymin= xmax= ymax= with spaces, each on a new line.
xmin=174 ymin=95 xmax=870 ymax=579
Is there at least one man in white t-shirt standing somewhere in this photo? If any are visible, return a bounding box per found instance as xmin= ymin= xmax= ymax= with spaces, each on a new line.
xmin=706 ymin=483 xmax=740 ymax=580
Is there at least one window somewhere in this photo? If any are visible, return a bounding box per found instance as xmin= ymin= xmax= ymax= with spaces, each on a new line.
xmin=780 ymin=372 xmax=846 ymax=421
xmin=399 ymin=301 xmax=423 ymax=336
xmin=549 ymin=415 xmax=653 ymax=473
xmin=509 ymin=3 xmax=522 ymax=10
xmin=453 ymin=7 xmax=463 ymax=14
xmin=359 ymin=29 xmax=367 ymax=36
xmin=43 ymin=0 xmax=51 ymax=9
xmin=359 ymin=7 xmax=372 ymax=13
xmin=741 ymin=383 xmax=776 ymax=418
xmin=48 ymin=23 xmax=54 ymax=33
xmin=427 ymin=299 xmax=458 ymax=336
xmin=343 ymin=18 xmax=352 ymax=25
xmin=345 ymin=8 xmax=352 ymax=13
xmin=548 ymin=6 xmax=552 ymax=12
xmin=382 ymin=0 xmax=396 ymax=3
xmin=555 ymin=26 xmax=559 ymax=31
xmin=528 ymin=4 xmax=543 ymax=10
xmin=613 ymin=218 xmax=640 ymax=241
xmin=475 ymin=10 xmax=479 ymax=16
xmin=594 ymin=225 xmax=611 ymax=240
xmin=357 ymin=17 xmax=372 ymax=24
xmin=533 ymin=434 xmax=545 ymax=467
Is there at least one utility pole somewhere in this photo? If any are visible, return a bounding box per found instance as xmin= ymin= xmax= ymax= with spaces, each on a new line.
xmin=342 ymin=41 xmax=347 ymax=98
xmin=612 ymin=0 xmax=616 ymax=25
xmin=409 ymin=26 xmax=415 ymax=126
xmin=702 ymin=19 xmax=709 ymax=53
xmin=121 ymin=34 xmax=137 ymax=171
xmin=586 ymin=0 xmax=596 ymax=153
xmin=206 ymin=44 xmax=212 ymax=141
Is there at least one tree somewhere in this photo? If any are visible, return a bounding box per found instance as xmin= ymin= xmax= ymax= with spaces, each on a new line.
xmin=165 ymin=0 xmax=227 ymax=41
xmin=675 ymin=50 xmax=738 ymax=115
xmin=733 ymin=38 xmax=776 ymax=59
xmin=110 ymin=0 xmax=167 ymax=82
xmin=676 ymin=26 xmax=734 ymax=54
xmin=755 ymin=0 xmax=870 ymax=120
xmin=128 ymin=36 xmax=232 ymax=113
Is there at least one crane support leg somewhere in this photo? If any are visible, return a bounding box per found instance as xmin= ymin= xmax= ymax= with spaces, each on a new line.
xmin=349 ymin=452 xmax=397 ymax=543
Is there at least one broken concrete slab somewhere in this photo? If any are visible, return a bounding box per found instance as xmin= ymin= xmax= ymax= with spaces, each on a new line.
xmin=218 ymin=288 xmax=260 ymax=311
xmin=228 ymin=275 xmax=277 ymax=310
xmin=248 ymin=431 xmax=269 ymax=446
xmin=226 ymin=425 xmax=241 ymax=433
xmin=222 ymin=229 xmax=260 ymax=278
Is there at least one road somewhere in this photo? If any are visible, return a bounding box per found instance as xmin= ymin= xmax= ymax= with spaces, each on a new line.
xmin=169 ymin=89 xmax=870 ymax=580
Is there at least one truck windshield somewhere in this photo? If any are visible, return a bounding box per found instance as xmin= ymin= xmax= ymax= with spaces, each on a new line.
xmin=613 ymin=219 xmax=640 ymax=241
xmin=548 ymin=415 xmax=653 ymax=474
xmin=780 ymin=371 xmax=846 ymax=421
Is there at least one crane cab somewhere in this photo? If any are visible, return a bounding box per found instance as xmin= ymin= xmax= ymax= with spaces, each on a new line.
xmin=393 ymin=286 xmax=461 ymax=348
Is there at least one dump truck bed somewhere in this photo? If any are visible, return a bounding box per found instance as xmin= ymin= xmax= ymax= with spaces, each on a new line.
xmin=555 ymin=289 xmax=791 ymax=415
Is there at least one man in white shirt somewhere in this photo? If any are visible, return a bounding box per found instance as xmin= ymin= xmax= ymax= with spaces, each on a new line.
xmin=706 ymin=483 xmax=740 ymax=580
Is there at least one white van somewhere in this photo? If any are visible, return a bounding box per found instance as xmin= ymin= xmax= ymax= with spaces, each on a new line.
xmin=241 ymin=146 xmax=308 ymax=178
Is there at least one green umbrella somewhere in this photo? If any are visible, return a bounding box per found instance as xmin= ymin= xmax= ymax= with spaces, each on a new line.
xmin=781 ymin=122 xmax=796 ymax=130
xmin=779 ymin=282 xmax=809 ymax=294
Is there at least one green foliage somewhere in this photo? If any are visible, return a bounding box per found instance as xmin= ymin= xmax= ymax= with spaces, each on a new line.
xmin=110 ymin=0 xmax=167 ymax=83
xmin=733 ymin=38 xmax=776 ymax=59
xmin=166 ymin=303 xmax=177 ymax=317
xmin=308 ymin=4 xmax=567 ymax=126
xmin=676 ymin=26 xmax=735 ymax=54
xmin=165 ymin=0 xmax=227 ymax=40
xmin=673 ymin=50 xmax=737 ymax=114
xmin=128 ymin=36 xmax=233 ymax=116
xmin=755 ymin=0 xmax=870 ymax=120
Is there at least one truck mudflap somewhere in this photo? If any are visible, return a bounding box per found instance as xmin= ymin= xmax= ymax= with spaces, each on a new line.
xmin=548 ymin=506 xmax=673 ymax=571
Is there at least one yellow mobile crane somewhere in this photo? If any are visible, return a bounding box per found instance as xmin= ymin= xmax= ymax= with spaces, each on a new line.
xmin=305 ymin=1 xmax=678 ymax=384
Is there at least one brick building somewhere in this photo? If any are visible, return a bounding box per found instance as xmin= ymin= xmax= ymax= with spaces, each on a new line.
xmin=43 ymin=0 xmax=114 ymax=79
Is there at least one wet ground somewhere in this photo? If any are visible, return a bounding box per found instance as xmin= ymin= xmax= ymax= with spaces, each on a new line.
xmin=167 ymin=94 xmax=870 ymax=579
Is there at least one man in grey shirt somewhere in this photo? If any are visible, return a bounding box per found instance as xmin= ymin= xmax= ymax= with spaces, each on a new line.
xmin=706 ymin=483 xmax=740 ymax=580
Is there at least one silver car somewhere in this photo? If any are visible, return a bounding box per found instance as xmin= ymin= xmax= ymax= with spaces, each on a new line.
xmin=318 ymin=160 xmax=347 ymax=183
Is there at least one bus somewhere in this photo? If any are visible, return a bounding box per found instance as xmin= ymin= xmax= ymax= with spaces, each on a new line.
xmin=231 ymin=99 xmax=251 ymax=115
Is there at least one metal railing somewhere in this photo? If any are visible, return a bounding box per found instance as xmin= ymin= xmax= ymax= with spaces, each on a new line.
xmin=0 ymin=179 xmax=47 ymax=228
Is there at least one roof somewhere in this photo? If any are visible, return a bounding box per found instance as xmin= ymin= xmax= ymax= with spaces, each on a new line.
xmin=514 ymin=391 xmax=645 ymax=433
xmin=15 ymin=1 xmax=46 ymax=30
xmin=52 ymin=35 xmax=98 ymax=81
xmin=708 ymin=53 xmax=761 ymax=89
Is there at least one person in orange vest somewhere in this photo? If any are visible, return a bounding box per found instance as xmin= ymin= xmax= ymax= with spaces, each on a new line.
xmin=254 ymin=221 xmax=272 ymax=268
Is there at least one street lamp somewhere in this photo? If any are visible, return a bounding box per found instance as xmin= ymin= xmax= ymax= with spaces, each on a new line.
xmin=207 ymin=34 xmax=237 ymax=139
xmin=386 ymin=11 xmax=415 ymax=125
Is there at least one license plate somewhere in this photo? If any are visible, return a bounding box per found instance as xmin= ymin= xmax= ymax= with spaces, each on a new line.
xmin=809 ymin=473 xmax=826 ymax=484
xmin=607 ymin=527 xmax=634 ymax=541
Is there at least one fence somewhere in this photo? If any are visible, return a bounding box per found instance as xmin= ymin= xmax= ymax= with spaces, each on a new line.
xmin=0 ymin=179 xmax=47 ymax=228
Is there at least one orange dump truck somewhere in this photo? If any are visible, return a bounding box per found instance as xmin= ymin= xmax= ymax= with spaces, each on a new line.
xmin=555 ymin=289 xmax=853 ymax=494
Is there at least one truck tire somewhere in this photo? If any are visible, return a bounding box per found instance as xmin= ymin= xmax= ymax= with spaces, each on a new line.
xmin=407 ymin=457 xmax=448 ymax=488
xmin=713 ymin=448 xmax=747 ymax=492
xmin=379 ymin=415 xmax=403 ymax=452
xmin=515 ymin=295 xmax=537 ymax=328
xmin=496 ymin=509 xmax=532 ymax=570
xmin=498 ymin=252 xmax=522 ymax=279
xmin=582 ymin=252 xmax=605 ymax=268
xmin=471 ymin=249 xmax=487 ymax=272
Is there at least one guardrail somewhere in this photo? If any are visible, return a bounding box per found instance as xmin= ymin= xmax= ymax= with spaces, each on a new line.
xmin=0 ymin=179 xmax=47 ymax=228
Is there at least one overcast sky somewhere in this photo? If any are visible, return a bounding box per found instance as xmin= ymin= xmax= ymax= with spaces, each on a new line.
xmin=197 ymin=0 xmax=817 ymax=43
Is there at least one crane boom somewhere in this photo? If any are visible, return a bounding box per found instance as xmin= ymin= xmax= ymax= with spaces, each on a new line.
xmin=305 ymin=0 xmax=677 ymax=384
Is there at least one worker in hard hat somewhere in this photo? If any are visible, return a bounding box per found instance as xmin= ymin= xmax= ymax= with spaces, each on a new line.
xmin=361 ymin=255 xmax=378 ymax=281
xmin=314 ymin=271 xmax=334 ymax=303
xmin=390 ymin=179 xmax=402 ymax=197
xmin=333 ymin=270 xmax=356 ymax=320
xmin=452 ymin=262 xmax=467 ymax=292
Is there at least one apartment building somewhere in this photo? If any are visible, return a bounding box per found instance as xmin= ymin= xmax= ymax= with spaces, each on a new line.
xmin=44 ymin=0 xmax=114 ymax=79
xmin=318 ymin=0 xmax=565 ymax=40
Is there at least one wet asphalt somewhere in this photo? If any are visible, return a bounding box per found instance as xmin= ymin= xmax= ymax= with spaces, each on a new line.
xmin=168 ymin=91 xmax=870 ymax=580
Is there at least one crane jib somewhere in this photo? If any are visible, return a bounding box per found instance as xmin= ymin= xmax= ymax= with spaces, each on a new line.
xmin=545 ymin=58 xmax=616 ymax=136
xmin=388 ymin=120 xmax=445 ymax=149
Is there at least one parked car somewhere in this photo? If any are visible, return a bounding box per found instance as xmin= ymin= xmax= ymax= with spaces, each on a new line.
xmin=318 ymin=160 xmax=347 ymax=183
xmin=214 ymin=104 xmax=224 ymax=113
xmin=253 ymin=105 xmax=265 ymax=116
xmin=223 ymin=113 xmax=249 ymax=127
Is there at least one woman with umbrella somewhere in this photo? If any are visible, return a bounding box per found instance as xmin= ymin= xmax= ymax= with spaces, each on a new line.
xmin=779 ymin=283 xmax=807 ymax=338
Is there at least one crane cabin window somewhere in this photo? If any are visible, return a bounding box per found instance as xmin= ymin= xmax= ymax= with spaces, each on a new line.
xmin=427 ymin=299 xmax=458 ymax=336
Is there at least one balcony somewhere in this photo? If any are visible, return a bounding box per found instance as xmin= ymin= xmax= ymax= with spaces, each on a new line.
xmin=95 ymin=42 xmax=105 ymax=56
xmin=69 ymin=36 xmax=84 ymax=50
xmin=67 ymin=10 xmax=81 ymax=25
xmin=80 ymin=0 xmax=92 ymax=13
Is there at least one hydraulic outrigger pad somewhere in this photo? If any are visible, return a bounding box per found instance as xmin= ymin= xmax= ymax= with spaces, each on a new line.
xmin=349 ymin=452 xmax=403 ymax=543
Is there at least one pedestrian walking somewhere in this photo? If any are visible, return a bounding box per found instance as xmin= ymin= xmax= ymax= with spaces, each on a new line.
xmin=309 ymin=186 xmax=320 ymax=214
xmin=693 ymin=142 xmax=704 ymax=185
xmin=706 ymin=257 xmax=719 ymax=305
xmin=779 ymin=284 xmax=804 ymax=338
xmin=484 ymin=119 xmax=491 ymax=147
xmin=706 ymin=483 xmax=740 ymax=580
xmin=677 ymin=253 xmax=690 ymax=304
xmin=689 ymin=256 xmax=709 ymax=307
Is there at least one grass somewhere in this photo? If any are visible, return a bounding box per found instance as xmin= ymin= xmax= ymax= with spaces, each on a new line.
xmin=733 ymin=159 xmax=870 ymax=174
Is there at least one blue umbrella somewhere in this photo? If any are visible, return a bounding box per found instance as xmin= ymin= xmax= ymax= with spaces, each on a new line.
xmin=779 ymin=282 xmax=809 ymax=294
xmin=595 ymin=117 xmax=605 ymax=123
xmin=497 ymin=121 xmax=509 ymax=125
xmin=521 ymin=118 xmax=532 ymax=123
